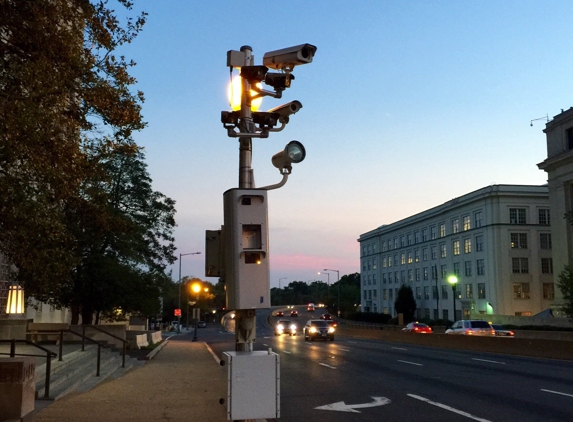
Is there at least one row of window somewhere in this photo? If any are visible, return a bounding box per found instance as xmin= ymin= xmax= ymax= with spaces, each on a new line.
xmin=365 ymin=281 xmax=555 ymax=303
xmin=362 ymin=232 xmax=551 ymax=272
xmin=362 ymin=208 xmax=551 ymax=256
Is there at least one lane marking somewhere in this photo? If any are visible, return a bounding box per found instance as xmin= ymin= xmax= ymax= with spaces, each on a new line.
xmin=262 ymin=343 xmax=269 ymax=347
xmin=283 ymin=351 xmax=292 ymax=354
xmin=392 ymin=347 xmax=408 ymax=351
xmin=398 ymin=360 xmax=423 ymax=366
xmin=204 ymin=342 xmax=221 ymax=364
xmin=408 ymin=394 xmax=492 ymax=422
xmin=541 ymin=389 xmax=573 ymax=398
xmin=319 ymin=363 xmax=337 ymax=369
xmin=316 ymin=396 xmax=390 ymax=413
xmin=339 ymin=348 xmax=350 ymax=352
xmin=472 ymin=358 xmax=505 ymax=365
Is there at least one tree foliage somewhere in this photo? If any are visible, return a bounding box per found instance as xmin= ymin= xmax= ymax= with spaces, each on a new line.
xmin=394 ymin=285 xmax=417 ymax=324
xmin=556 ymin=263 xmax=573 ymax=318
xmin=0 ymin=1 xmax=178 ymax=322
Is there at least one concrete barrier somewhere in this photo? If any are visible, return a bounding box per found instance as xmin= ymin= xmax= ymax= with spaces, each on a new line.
xmin=149 ymin=331 xmax=162 ymax=344
xmin=336 ymin=327 xmax=573 ymax=361
xmin=0 ymin=357 xmax=35 ymax=421
xmin=125 ymin=332 xmax=149 ymax=349
xmin=71 ymin=324 xmax=127 ymax=349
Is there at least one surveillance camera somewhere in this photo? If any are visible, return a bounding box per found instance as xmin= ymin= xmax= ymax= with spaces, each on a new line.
xmin=263 ymin=43 xmax=317 ymax=71
xmin=267 ymin=101 xmax=303 ymax=124
xmin=264 ymin=72 xmax=295 ymax=91
xmin=272 ymin=140 xmax=306 ymax=174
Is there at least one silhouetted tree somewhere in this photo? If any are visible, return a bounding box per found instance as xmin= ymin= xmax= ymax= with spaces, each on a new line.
xmin=394 ymin=285 xmax=417 ymax=324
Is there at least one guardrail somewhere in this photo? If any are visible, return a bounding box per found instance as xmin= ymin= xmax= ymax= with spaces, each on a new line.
xmin=0 ymin=339 xmax=57 ymax=399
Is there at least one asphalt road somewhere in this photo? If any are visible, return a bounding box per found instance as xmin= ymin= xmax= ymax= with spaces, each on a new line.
xmin=196 ymin=307 xmax=573 ymax=422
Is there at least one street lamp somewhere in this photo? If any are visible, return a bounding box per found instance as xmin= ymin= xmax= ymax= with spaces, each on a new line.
xmin=447 ymin=275 xmax=459 ymax=321
xmin=178 ymin=252 xmax=201 ymax=333
xmin=323 ymin=269 xmax=340 ymax=317
xmin=191 ymin=282 xmax=202 ymax=342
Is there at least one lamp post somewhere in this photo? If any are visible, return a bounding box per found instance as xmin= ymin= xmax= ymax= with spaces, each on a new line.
xmin=323 ymin=269 xmax=340 ymax=317
xmin=191 ymin=282 xmax=202 ymax=342
xmin=279 ymin=277 xmax=286 ymax=306
xmin=318 ymin=271 xmax=329 ymax=305
xmin=178 ymin=252 xmax=201 ymax=333
xmin=447 ymin=275 xmax=458 ymax=321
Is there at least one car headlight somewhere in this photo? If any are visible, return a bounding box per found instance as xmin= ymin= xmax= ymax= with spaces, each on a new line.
xmin=328 ymin=327 xmax=335 ymax=333
xmin=290 ymin=324 xmax=297 ymax=330
xmin=309 ymin=327 xmax=317 ymax=333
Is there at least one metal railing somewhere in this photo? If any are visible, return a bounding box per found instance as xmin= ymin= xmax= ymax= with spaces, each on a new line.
xmin=0 ymin=339 xmax=57 ymax=399
xmin=74 ymin=325 xmax=127 ymax=368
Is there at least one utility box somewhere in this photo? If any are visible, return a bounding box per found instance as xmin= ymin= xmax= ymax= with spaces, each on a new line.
xmin=0 ymin=357 xmax=35 ymax=421
xmin=223 ymin=188 xmax=270 ymax=310
xmin=223 ymin=351 xmax=280 ymax=420
xmin=205 ymin=227 xmax=225 ymax=277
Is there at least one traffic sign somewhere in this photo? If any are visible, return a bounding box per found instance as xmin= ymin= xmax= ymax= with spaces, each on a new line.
xmin=174 ymin=308 xmax=181 ymax=316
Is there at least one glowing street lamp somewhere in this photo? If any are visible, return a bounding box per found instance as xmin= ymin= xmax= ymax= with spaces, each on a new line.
xmin=447 ymin=275 xmax=459 ymax=321
xmin=178 ymin=252 xmax=201 ymax=333
xmin=191 ymin=282 xmax=204 ymax=342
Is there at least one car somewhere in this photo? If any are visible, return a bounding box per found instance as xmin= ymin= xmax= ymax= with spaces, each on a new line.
xmin=491 ymin=324 xmax=515 ymax=337
xmin=307 ymin=303 xmax=315 ymax=312
xmin=197 ymin=320 xmax=206 ymax=328
xmin=326 ymin=320 xmax=338 ymax=328
xmin=303 ymin=319 xmax=335 ymax=341
xmin=290 ymin=310 xmax=298 ymax=317
xmin=275 ymin=319 xmax=297 ymax=336
xmin=402 ymin=322 xmax=433 ymax=334
xmin=275 ymin=311 xmax=284 ymax=317
xmin=445 ymin=320 xmax=495 ymax=336
xmin=320 ymin=313 xmax=332 ymax=320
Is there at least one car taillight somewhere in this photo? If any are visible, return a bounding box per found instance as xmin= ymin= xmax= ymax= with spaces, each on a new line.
xmin=414 ymin=327 xmax=419 ymax=331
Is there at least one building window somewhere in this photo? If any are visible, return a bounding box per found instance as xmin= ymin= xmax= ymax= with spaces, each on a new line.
xmin=408 ymin=269 xmax=413 ymax=283
xmin=395 ymin=271 xmax=399 ymax=283
xmin=363 ymin=289 xmax=367 ymax=300
xmin=543 ymin=283 xmax=555 ymax=300
xmin=510 ymin=233 xmax=528 ymax=249
xmin=439 ymin=223 xmax=446 ymax=238
xmin=388 ymin=255 xmax=393 ymax=267
xmin=513 ymin=283 xmax=530 ymax=299
xmin=424 ymin=286 xmax=430 ymax=299
xmin=475 ymin=211 xmax=483 ymax=228
xmin=400 ymin=235 xmax=405 ymax=247
xmin=453 ymin=262 xmax=460 ymax=276
xmin=430 ymin=226 xmax=437 ymax=240
xmin=373 ymin=274 xmax=377 ymax=284
xmin=475 ymin=235 xmax=483 ymax=252
xmin=440 ymin=244 xmax=447 ymax=258
xmin=368 ymin=260 xmax=372 ymax=271
xmin=414 ymin=231 xmax=420 ymax=244
xmin=538 ymin=209 xmax=550 ymax=225
xmin=509 ymin=208 xmax=526 ymax=224
xmin=512 ymin=257 xmax=529 ymax=274
xmin=476 ymin=259 xmax=485 ymax=276
xmin=453 ymin=240 xmax=460 ymax=256
xmin=442 ymin=309 xmax=449 ymax=320
xmin=463 ymin=238 xmax=472 ymax=253
xmin=373 ymin=289 xmax=377 ymax=299
xmin=382 ymin=241 xmax=387 ymax=252
xmin=541 ymin=258 xmax=553 ymax=274
xmin=401 ymin=271 xmax=406 ymax=283
xmin=383 ymin=257 xmax=387 ymax=267
xmin=464 ymin=261 xmax=472 ymax=276
xmin=383 ymin=289 xmax=388 ymax=299
xmin=382 ymin=273 xmax=387 ymax=284
xmin=465 ymin=284 xmax=473 ymax=299
xmin=422 ymin=229 xmax=428 ymax=241
xmin=401 ymin=253 xmax=405 ymax=265
xmin=440 ymin=265 xmax=447 ymax=279
xmin=414 ymin=249 xmax=420 ymax=263
xmin=415 ymin=268 xmax=420 ymax=282
xmin=389 ymin=289 xmax=393 ymax=300
xmin=368 ymin=275 xmax=371 ymax=285
xmin=362 ymin=262 xmax=366 ymax=271
xmin=407 ymin=251 xmax=413 ymax=264
xmin=463 ymin=215 xmax=471 ymax=231
xmin=388 ymin=272 xmax=393 ymax=283
xmin=432 ymin=286 xmax=438 ymax=299
xmin=394 ymin=237 xmax=398 ymax=249
xmin=423 ymin=248 xmax=428 ymax=261
xmin=431 ymin=245 xmax=437 ymax=260
xmin=415 ymin=286 xmax=421 ymax=299
xmin=394 ymin=254 xmax=398 ymax=267
xmin=423 ymin=267 xmax=429 ymax=281
xmin=407 ymin=234 xmax=412 ymax=246
xmin=441 ymin=285 xmax=448 ymax=299
xmin=568 ymin=127 xmax=573 ymax=150
xmin=452 ymin=218 xmax=459 ymax=234
xmin=478 ymin=283 xmax=486 ymax=299
xmin=540 ymin=233 xmax=552 ymax=249
xmin=373 ymin=260 xmax=377 ymax=270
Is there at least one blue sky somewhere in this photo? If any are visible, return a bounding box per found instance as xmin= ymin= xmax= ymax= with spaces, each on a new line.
xmin=119 ymin=1 xmax=573 ymax=287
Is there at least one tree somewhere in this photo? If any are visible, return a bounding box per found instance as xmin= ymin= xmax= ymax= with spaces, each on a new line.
xmin=0 ymin=1 xmax=147 ymax=300
xmin=394 ymin=285 xmax=417 ymax=324
xmin=556 ymin=263 xmax=573 ymax=318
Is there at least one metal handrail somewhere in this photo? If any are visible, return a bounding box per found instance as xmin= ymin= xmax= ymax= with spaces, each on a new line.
xmin=0 ymin=339 xmax=57 ymax=399
xmin=77 ymin=325 xmax=128 ymax=368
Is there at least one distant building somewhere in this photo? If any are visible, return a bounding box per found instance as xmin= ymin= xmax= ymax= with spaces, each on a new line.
xmin=538 ymin=107 xmax=573 ymax=312
xmin=358 ymin=185 xmax=552 ymax=320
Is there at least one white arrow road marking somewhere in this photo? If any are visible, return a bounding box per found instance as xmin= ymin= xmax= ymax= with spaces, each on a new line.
xmin=541 ymin=389 xmax=573 ymax=398
xmin=408 ymin=394 xmax=492 ymax=422
xmin=472 ymin=358 xmax=505 ymax=365
xmin=315 ymin=396 xmax=391 ymax=413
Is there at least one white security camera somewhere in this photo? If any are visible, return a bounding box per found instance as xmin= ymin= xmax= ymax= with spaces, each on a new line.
xmin=263 ymin=44 xmax=317 ymax=72
xmin=271 ymin=141 xmax=306 ymax=174
xmin=267 ymin=101 xmax=303 ymax=124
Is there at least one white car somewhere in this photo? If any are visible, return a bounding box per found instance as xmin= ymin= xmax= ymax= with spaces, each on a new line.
xmin=445 ymin=320 xmax=495 ymax=336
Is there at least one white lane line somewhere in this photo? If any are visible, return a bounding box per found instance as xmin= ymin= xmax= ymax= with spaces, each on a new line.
xmin=338 ymin=348 xmax=350 ymax=352
xmin=204 ymin=342 xmax=221 ymax=365
xmin=398 ymin=360 xmax=423 ymax=366
xmin=392 ymin=347 xmax=408 ymax=351
xmin=541 ymin=389 xmax=573 ymax=398
xmin=408 ymin=394 xmax=492 ymax=422
xmin=262 ymin=343 xmax=269 ymax=347
xmin=472 ymin=358 xmax=505 ymax=365
xmin=283 ymin=351 xmax=292 ymax=354
xmin=319 ymin=363 xmax=337 ymax=369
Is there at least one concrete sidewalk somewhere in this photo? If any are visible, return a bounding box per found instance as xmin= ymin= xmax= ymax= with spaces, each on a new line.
xmin=33 ymin=340 xmax=230 ymax=422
